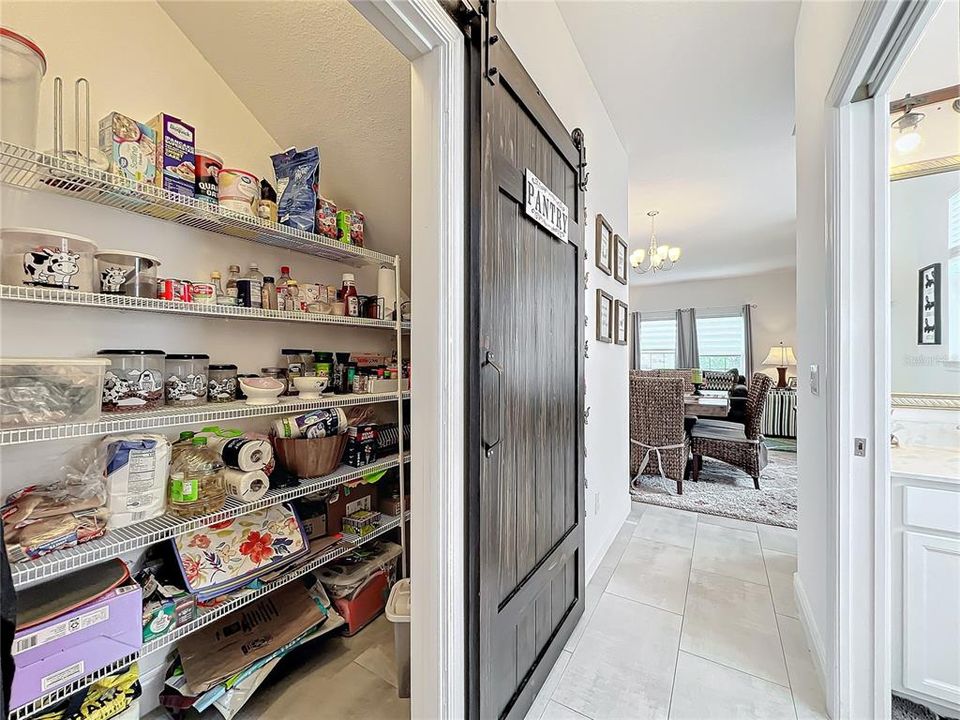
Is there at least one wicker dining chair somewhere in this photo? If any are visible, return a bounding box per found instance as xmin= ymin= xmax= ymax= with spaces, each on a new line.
xmin=629 ymin=374 xmax=690 ymax=495
xmin=690 ymin=372 xmax=774 ymax=489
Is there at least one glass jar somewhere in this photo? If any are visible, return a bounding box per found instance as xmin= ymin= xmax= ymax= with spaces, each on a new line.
xmin=208 ymin=364 xmax=238 ymax=403
xmin=260 ymin=366 xmax=289 ymax=396
xmin=164 ymin=354 xmax=210 ymax=406
xmin=168 ymin=436 xmax=225 ymax=518
xmin=97 ymin=349 xmax=165 ymax=412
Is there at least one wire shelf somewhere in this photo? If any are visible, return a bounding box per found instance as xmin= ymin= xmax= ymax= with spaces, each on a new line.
xmin=142 ymin=510 xmax=410 ymax=656
xmin=10 ymin=453 xmax=410 ymax=589
xmin=7 ymin=652 xmax=139 ymax=720
xmin=0 ymin=284 xmax=411 ymax=330
xmin=0 ymin=391 xmax=410 ymax=447
xmin=0 ymin=142 xmax=396 ymax=268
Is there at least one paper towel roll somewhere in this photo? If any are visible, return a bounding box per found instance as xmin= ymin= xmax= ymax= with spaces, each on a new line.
xmin=378 ymin=266 xmax=397 ymax=320
xmin=206 ymin=436 xmax=273 ymax=471
xmin=225 ymin=469 xmax=269 ymax=502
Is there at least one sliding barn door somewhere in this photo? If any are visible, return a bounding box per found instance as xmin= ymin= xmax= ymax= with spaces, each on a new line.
xmin=469 ymin=6 xmax=587 ymax=717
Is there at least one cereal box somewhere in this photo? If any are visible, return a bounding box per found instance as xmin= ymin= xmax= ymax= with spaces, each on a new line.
xmin=147 ymin=113 xmax=195 ymax=197
xmin=98 ymin=112 xmax=156 ymax=183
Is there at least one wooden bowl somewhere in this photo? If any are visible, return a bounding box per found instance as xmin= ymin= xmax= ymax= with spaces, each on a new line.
xmin=272 ymin=434 xmax=348 ymax=478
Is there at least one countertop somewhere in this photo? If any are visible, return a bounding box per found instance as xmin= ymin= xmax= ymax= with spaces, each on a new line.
xmin=890 ymin=444 xmax=960 ymax=481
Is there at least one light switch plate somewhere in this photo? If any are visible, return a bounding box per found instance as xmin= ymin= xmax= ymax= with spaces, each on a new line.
xmin=809 ymin=363 xmax=820 ymax=395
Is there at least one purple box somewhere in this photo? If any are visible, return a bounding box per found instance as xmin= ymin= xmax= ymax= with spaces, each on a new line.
xmin=147 ymin=113 xmax=196 ymax=197
xmin=10 ymin=581 xmax=142 ymax=709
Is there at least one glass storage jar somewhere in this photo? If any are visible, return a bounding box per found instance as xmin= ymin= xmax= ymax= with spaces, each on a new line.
xmin=97 ymin=349 xmax=165 ymax=412
xmin=207 ymin=364 xmax=237 ymax=403
xmin=164 ymin=354 xmax=209 ymax=406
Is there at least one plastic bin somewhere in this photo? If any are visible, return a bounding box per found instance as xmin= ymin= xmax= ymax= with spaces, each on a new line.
xmin=1 ymin=228 xmax=98 ymax=292
xmin=0 ymin=357 xmax=109 ymax=429
xmin=0 ymin=28 xmax=46 ymax=149
xmin=385 ymin=578 xmax=411 ymax=698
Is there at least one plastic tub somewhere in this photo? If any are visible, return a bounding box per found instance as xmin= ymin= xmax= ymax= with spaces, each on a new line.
xmin=0 ymin=28 xmax=45 ymax=149
xmin=164 ymin=354 xmax=209 ymax=407
xmin=385 ymin=578 xmax=411 ymax=698
xmin=1 ymin=228 xmax=98 ymax=291
xmin=94 ymin=250 xmax=161 ymax=297
xmin=207 ymin=364 xmax=238 ymax=403
xmin=0 ymin=357 xmax=109 ymax=430
xmin=97 ymin=350 xmax=165 ymax=412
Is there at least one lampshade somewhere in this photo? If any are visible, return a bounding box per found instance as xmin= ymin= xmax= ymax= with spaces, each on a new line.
xmin=762 ymin=343 xmax=797 ymax=367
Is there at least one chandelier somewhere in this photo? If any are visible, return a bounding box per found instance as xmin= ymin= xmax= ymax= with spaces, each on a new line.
xmin=630 ymin=210 xmax=680 ymax=275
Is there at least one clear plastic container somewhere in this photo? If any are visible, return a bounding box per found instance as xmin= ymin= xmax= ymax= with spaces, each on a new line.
xmin=1 ymin=228 xmax=98 ymax=292
xmin=97 ymin=349 xmax=165 ymax=412
xmin=0 ymin=357 xmax=108 ymax=429
xmin=167 ymin=436 xmax=226 ymax=518
xmin=164 ymin=354 xmax=209 ymax=406
xmin=94 ymin=250 xmax=161 ymax=297
xmin=0 ymin=28 xmax=46 ymax=149
xmin=208 ymin=364 xmax=238 ymax=403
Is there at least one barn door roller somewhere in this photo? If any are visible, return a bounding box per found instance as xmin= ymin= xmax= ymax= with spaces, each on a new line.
xmin=480 ymin=0 xmax=499 ymax=84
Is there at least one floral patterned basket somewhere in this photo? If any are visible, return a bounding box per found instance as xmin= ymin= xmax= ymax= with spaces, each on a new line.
xmin=172 ymin=503 xmax=309 ymax=600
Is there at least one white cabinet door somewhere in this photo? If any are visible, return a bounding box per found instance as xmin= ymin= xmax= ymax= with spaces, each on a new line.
xmin=903 ymin=531 xmax=960 ymax=707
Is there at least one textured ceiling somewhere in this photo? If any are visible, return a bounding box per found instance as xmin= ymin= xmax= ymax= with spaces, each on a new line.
xmin=160 ymin=0 xmax=411 ymax=270
xmin=556 ymin=1 xmax=801 ymax=284
xmin=891 ymin=1 xmax=959 ymax=100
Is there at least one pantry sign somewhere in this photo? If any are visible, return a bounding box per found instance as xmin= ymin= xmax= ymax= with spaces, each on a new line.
xmin=524 ymin=169 xmax=568 ymax=243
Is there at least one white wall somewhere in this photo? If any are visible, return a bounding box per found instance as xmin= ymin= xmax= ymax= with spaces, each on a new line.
xmin=497 ymin=0 xmax=631 ymax=577
xmin=793 ymin=0 xmax=865 ymax=710
xmin=629 ymin=268 xmax=798 ymax=381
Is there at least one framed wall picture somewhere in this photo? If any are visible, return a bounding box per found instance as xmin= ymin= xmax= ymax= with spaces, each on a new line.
xmin=596 ymin=289 xmax=613 ymax=343
xmin=614 ymin=300 xmax=628 ymax=345
xmin=595 ymin=214 xmax=613 ymax=275
xmin=614 ymin=235 xmax=628 ymax=285
xmin=918 ymin=262 xmax=941 ymax=345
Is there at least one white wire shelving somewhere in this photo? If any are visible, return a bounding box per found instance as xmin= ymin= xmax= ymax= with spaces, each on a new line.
xmin=0 ymin=285 xmax=411 ymax=330
xmin=8 ymin=510 xmax=410 ymax=720
xmin=10 ymin=453 xmax=410 ymax=589
xmin=0 ymin=390 xmax=410 ymax=447
xmin=0 ymin=142 xmax=395 ymax=268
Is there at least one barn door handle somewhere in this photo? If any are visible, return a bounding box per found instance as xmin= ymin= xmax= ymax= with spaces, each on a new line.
xmin=482 ymin=351 xmax=503 ymax=458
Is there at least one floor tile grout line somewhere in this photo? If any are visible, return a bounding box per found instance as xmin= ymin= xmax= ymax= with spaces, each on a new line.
xmin=761 ymin=536 xmax=801 ymax=720
xmin=550 ymin=697 xmax=593 ymax=720
xmin=689 ymin=566 xmax=771 ymax=589
xmin=667 ymin=515 xmax=697 ymax=720
xmin=678 ymin=649 xmax=794 ymax=690
xmin=601 ymin=588 xmax=685 ymax=617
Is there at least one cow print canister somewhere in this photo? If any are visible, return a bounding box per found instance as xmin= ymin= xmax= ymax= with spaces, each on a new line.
xmin=1 ymin=228 xmax=98 ymax=292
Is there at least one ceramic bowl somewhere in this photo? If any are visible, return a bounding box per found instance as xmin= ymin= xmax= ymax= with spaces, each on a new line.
xmin=238 ymin=377 xmax=285 ymax=405
xmin=292 ymin=375 xmax=328 ymax=399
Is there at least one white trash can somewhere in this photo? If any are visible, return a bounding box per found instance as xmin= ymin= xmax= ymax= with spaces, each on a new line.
xmin=385 ymin=578 xmax=411 ymax=698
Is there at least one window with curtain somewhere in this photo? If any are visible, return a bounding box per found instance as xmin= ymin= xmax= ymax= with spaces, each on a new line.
xmin=638 ymin=314 xmax=677 ymax=369
xmin=696 ymin=310 xmax=746 ymax=372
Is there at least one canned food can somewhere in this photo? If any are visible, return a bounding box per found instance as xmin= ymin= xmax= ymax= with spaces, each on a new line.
xmin=175 ymin=279 xmax=192 ymax=302
xmin=191 ymin=282 xmax=217 ymax=304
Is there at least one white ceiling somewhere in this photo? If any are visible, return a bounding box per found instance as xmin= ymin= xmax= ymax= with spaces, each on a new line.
xmin=891 ymin=1 xmax=959 ymax=100
xmin=159 ymin=1 xmax=411 ymax=272
xmin=556 ymin=1 xmax=801 ymax=284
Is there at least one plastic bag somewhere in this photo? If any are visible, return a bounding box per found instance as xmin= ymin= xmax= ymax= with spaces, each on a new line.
xmin=271 ymin=146 xmax=320 ymax=233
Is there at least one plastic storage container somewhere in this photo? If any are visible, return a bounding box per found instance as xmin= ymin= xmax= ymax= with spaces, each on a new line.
xmin=94 ymin=250 xmax=161 ymax=297
xmin=97 ymin=349 xmax=165 ymax=412
xmin=317 ymin=541 xmax=402 ymax=636
xmin=0 ymin=357 xmax=109 ymax=429
xmin=207 ymin=364 xmax=238 ymax=403
xmin=167 ymin=436 xmax=225 ymax=518
xmin=164 ymin=354 xmax=209 ymax=407
xmin=0 ymin=28 xmax=46 ymax=149
xmin=1 ymin=228 xmax=98 ymax=291
xmin=385 ymin=578 xmax=411 ymax=698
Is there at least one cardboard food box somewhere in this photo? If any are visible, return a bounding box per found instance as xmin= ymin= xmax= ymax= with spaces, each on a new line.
xmin=147 ymin=113 xmax=195 ymax=197
xmin=98 ymin=112 xmax=156 ymax=183
xmin=296 ymin=497 xmax=328 ymax=540
xmin=379 ymin=494 xmax=410 ymax=518
xmin=344 ymin=424 xmax=378 ymax=468
xmin=142 ymin=592 xmax=196 ymax=643
xmin=11 ymin=580 xmax=142 ymax=708
xmin=325 ymin=482 xmax=378 ymax=534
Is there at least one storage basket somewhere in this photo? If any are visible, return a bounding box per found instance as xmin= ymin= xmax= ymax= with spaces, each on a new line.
xmin=273 ymin=434 xmax=348 ymax=478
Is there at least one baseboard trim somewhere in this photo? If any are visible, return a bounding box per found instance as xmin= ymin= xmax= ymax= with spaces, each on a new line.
xmin=795 ymin=573 xmax=831 ymax=717
xmin=585 ymin=499 xmax=630 ymax=582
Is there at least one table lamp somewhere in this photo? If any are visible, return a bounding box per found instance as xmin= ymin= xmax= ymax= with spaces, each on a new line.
xmin=762 ymin=341 xmax=797 ymax=388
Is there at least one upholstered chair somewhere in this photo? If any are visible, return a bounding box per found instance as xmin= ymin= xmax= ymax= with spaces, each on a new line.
xmin=690 ymin=372 xmax=774 ymax=488
xmin=629 ymin=374 xmax=690 ymax=494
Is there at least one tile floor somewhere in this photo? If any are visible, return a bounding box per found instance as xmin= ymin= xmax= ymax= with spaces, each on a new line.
xmin=526 ymin=504 xmax=828 ymax=720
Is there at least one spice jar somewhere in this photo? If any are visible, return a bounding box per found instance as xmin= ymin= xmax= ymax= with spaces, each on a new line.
xmin=98 ymin=349 xmax=165 ymax=412
xmin=164 ymin=354 xmax=210 ymax=406
xmin=207 ymin=364 xmax=238 ymax=403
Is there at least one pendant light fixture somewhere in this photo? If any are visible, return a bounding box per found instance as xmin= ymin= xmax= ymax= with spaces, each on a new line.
xmin=630 ymin=210 xmax=680 ymax=275
xmin=892 ymin=94 xmax=925 ymax=154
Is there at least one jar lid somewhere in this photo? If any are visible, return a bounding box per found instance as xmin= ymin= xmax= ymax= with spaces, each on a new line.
xmin=94 ymin=249 xmax=162 ymax=266
xmin=281 ymin=349 xmax=313 ymax=355
xmin=166 ymin=354 xmax=210 ymax=360
xmin=263 ymin=276 xmax=275 ymax=283
xmin=98 ymin=349 xmax=165 ymax=356
xmin=314 ymin=351 xmax=334 ymax=359
xmin=209 ymin=364 xmax=238 ymax=370
xmin=342 ymin=273 xmax=355 ymax=282
xmin=0 ymin=28 xmax=46 ymax=74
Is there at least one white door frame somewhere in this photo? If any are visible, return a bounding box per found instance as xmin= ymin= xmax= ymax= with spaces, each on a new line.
xmin=351 ymin=2 xmax=465 ymax=718
xmin=825 ymin=2 xmax=942 ymax=718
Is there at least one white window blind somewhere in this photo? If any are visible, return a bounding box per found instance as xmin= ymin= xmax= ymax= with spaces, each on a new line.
xmin=638 ymin=314 xmax=677 ymax=370
xmin=696 ymin=312 xmax=746 ymax=373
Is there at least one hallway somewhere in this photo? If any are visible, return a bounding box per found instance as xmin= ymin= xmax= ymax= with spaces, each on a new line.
xmin=525 ymin=505 xmax=827 ymax=720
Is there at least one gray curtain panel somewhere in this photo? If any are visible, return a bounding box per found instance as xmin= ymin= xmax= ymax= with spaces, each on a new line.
xmin=676 ymin=308 xmax=699 ymax=368
xmin=631 ymin=311 xmax=642 ymax=369
xmin=742 ymin=303 xmax=754 ymax=378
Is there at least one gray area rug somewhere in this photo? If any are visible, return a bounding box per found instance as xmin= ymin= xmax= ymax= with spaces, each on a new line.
xmin=630 ymin=450 xmax=798 ymax=528
xmin=892 ymin=695 xmax=948 ymax=720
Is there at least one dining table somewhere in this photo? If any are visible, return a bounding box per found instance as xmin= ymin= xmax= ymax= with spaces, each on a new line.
xmin=683 ymin=390 xmax=730 ymax=418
